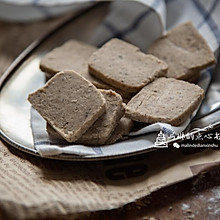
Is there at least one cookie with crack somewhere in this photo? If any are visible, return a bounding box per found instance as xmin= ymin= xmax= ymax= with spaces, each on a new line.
xmin=125 ymin=77 xmax=204 ymax=126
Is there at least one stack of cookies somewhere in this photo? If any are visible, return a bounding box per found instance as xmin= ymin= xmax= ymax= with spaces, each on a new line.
xmin=28 ymin=22 xmax=215 ymax=146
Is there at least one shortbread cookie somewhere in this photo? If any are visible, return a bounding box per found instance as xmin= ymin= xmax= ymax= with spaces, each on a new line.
xmin=46 ymin=90 xmax=125 ymax=145
xmin=125 ymin=77 xmax=204 ymax=126
xmin=89 ymin=38 xmax=168 ymax=93
xmin=40 ymin=39 xmax=107 ymax=88
xmin=105 ymin=117 xmax=134 ymax=145
xmin=148 ymin=22 xmax=215 ymax=80
xmin=28 ymin=70 xmax=106 ymax=142
xmin=77 ymin=90 xmax=124 ymax=145
xmin=40 ymin=40 xmax=97 ymax=79
xmin=40 ymin=39 xmax=132 ymax=101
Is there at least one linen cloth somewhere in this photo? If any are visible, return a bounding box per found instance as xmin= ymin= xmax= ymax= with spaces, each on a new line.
xmin=31 ymin=0 xmax=220 ymax=157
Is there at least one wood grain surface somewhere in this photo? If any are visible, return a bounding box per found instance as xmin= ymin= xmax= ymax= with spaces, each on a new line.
xmin=0 ymin=14 xmax=219 ymax=220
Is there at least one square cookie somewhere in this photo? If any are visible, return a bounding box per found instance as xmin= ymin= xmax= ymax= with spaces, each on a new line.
xmin=40 ymin=39 xmax=132 ymax=101
xmin=148 ymin=22 xmax=215 ymax=81
xmin=46 ymin=90 xmax=124 ymax=145
xmin=40 ymin=40 xmax=97 ymax=80
xmin=125 ymin=77 xmax=204 ymax=126
xmin=89 ymin=38 xmax=168 ymax=93
xmin=76 ymin=90 xmax=124 ymax=145
xmin=28 ymin=70 xmax=106 ymax=142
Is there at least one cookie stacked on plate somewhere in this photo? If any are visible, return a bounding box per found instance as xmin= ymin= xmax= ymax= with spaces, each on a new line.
xmin=28 ymin=22 xmax=215 ymax=145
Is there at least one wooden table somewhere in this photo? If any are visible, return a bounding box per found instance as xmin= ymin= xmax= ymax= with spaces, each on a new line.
xmin=0 ymin=14 xmax=219 ymax=220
